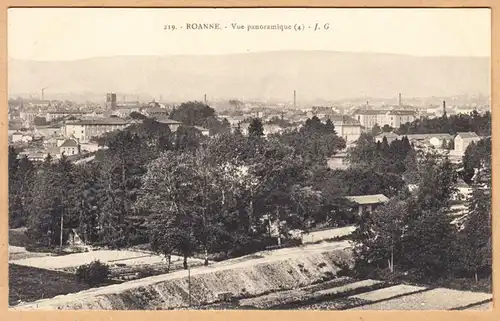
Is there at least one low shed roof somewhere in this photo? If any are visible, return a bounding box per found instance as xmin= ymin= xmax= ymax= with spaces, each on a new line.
xmin=346 ymin=194 xmax=389 ymax=205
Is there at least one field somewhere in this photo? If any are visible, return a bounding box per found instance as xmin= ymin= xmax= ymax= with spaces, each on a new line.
xmin=202 ymin=279 xmax=492 ymax=311
xmin=9 ymin=264 xmax=91 ymax=306
xmin=8 ymin=231 xmax=492 ymax=311
xmin=10 ymin=247 xmax=205 ymax=281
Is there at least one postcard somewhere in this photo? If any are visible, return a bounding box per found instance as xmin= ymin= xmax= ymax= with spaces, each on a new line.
xmin=7 ymin=7 xmax=492 ymax=311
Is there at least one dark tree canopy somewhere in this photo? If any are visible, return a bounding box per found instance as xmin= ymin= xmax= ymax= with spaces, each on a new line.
xmin=248 ymin=118 xmax=264 ymax=137
xmin=397 ymin=111 xmax=491 ymax=136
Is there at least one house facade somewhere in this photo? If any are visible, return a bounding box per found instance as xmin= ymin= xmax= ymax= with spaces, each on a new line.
xmin=454 ymin=132 xmax=481 ymax=155
xmin=328 ymin=115 xmax=363 ymax=143
xmin=63 ymin=118 xmax=132 ymax=143
xmin=60 ymin=139 xmax=80 ymax=156
xmin=155 ymin=116 xmax=182 ymax=132
xmin=353 ymin=109 xmax=417 ymax=129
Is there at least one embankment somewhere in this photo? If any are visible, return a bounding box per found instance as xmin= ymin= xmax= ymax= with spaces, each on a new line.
xmin=12 ymin=242 xmax=353 ymax=310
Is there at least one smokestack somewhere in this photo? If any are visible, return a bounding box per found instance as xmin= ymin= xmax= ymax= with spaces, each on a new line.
xmin=204 ymin=94 xmax=207 ymax=104
xmin=293 ymin=90 xmax=296 ymax=107
xmin=398 ymin=93 xmax=402 ymax=107
xmin=443 ymin=100 xmax=447 ymax=116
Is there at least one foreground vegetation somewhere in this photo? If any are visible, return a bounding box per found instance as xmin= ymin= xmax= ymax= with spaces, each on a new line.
xmin=9 ymin=264 xmax=90 ymax=305
xmin=8 ymin=104 xmax=492 ymax=292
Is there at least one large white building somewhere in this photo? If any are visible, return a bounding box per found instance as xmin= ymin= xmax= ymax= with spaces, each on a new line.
xmin=454 ymin=132 xmax=481 ymax=155
xmin=352 ymin=109 xmax=417 ymax=129
xmin=63 ymin=118 xmax=132 ymax=143
xmin=328 ymin=115 xmax=363 ymax=144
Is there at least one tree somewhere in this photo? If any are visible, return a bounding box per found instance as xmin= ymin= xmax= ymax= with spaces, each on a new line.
xmin=221 ymin=118 xmax=231 ymax=134
xmin=381 ymin=125 xmax=393 ymax=133
xmin=169 ymin=101 xmax=226 ymax=135
xmin=325 ymin=118 xmax=336 ymax=135
xmin=9 ymin=148 xmax=36 ymax=228
xmin=352 ymin=198 xmax=408 ymax=274
xmin=460 ymin=182 xmax=491 ymax=281
xmin=129 ymin=111 xmax=147 ymax=120
xmin=248 ymin=118 xmax=264 ymax=137
xmin=169 ymin=101 xmax=216 ymax=126
xmin=34 ymin=116 xmax=48 ymax=126
xmin=174 ymin=125 xmax=204 ymax=152
xmin=395 ymin=112 xmax=491 ymax=136
xmin=371 ymin=124 xmax=382 ymax=136
xmin=462 ymin=137 xmax=491 ymax=184
xmin=26 ymin=155 xmax=62 ymax=246
xmin=401 ymin=208 xmax=456 ymax=279
xmin=460 ymin=146 xmax=491 ymax=281
xmin=138 ymin=149 xmax=245 ymax=267
xmin=275 ymin=117 xmax=346 ymax=166
xmin=351 ymin=150 xmax=460 ymax=280
xmin=401 ymin=152 xmax=458 ymax=278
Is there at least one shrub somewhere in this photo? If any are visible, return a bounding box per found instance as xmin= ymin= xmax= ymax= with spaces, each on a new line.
xmin=75 ymin=260 xmax=111 ymax=286
xmin=137 ymin=266 xmax=156 ymax=279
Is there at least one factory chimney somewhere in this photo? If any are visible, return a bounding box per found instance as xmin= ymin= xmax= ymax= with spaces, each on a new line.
xmin=443 ymin=100 xmax=447 ymax=116
xmin=204 ymin=94 xmax=207 ymax=104
xmin=398 ymin=93 xmax=402 ymax=107
xmin=293 ymin=90 xmax=296 ymax=107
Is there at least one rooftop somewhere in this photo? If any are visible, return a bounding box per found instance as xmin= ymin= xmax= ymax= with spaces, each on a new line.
xmin=352 ymin=109 xmax=389 ymax=116
xmin=193 ymin=126 xmax=209 ymax=132
xmin=388 ymin=110 xmax=417 ymax=116
xmin=326 ymin=115 xmax=361 ymax=126
xmin=47 ymin=110 xmax=87 ymax=114
xmin=69 ymin=118 xmax=130 ymax=126
xmin=155 ymin=116 xmax=183 ymax=125
xmin=405 ymin=133 xmax=453 ymax=140
xmin=375 ymin=132 xmax=399 ymax=138
xmin=145 ymin=106 xmax=169 ymax=113
xmin=456 ymin=132 xmax=479 ymax=139
xmin=346 ymin=194 xmax=389 ymax=205
xmin=60 ymin=139 xmax=79 ymax=147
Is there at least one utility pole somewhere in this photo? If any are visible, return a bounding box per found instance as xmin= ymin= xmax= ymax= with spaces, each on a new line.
xmin=60 ymin=206 xmax=64 ymax=248
xmin=188 ymin=265 xmax=191 ymax=307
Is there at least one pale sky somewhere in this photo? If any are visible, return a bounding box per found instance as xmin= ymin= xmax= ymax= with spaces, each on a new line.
xmin=8 ymin=8 xmax=491 ymax=61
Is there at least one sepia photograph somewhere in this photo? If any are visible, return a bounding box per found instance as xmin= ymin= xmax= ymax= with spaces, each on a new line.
xmin=7 ymin=7 xmax=492 ymax=311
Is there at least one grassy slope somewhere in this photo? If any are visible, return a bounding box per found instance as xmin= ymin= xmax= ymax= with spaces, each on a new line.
xmin=9 ymin=264 xmax=90 ymax=306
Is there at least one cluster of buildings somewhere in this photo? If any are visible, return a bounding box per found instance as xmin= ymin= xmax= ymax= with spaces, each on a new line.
xmin=374 ymin=131 xmax=482 ymax=158
xmin=9 ymin=91 xmax=489 ymax=163
xmin=8 ymin=93 xmax=186 ymax=161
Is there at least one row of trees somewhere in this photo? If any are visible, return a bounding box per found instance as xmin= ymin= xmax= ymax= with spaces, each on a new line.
xmin=141 ymin=116 xmax=351 ymax=266
xmin=9 ymin=110 xmax=357 ymax=266
xmin=350 ymin=136 xmax=491 ymax=282
xmin=169 ymin=101 xmax=231 ymax=136
xmin=397 ymin=111 xmax=491 ymax=136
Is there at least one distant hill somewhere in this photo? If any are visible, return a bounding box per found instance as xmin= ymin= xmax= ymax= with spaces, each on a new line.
xmin=8 ymin=51 xmax=490 ymax=103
